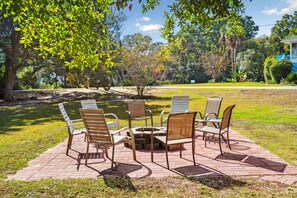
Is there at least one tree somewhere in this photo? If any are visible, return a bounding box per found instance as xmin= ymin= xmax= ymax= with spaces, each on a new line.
xmin=271 ymin=12 xmax=297 ymax=40
xmin=220 ymin=21 xmax=245 ymax=81
xmin=200 ymin=48 xmax=229 ymax=82
xmin=240 ymin=15 xmax=259 ymax=39
xmin=119 ymin=33 xmax=166 ymax=97
xmin=237 ymin=49 xmax=265 ymax=81
xmin=0 ymin=0 xmax=248 ymax=100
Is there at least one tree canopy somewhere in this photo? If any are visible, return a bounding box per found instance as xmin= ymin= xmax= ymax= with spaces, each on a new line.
xmin=0 ymin=0 xmax=249 ymax=70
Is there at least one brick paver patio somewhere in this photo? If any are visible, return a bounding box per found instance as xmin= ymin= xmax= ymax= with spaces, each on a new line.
xmin=7 ymin=129 xmax=297 ymax=185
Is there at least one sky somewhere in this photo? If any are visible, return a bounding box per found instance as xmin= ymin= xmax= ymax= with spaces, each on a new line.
xmin=120 ymin=0 xmax=297 ymax=43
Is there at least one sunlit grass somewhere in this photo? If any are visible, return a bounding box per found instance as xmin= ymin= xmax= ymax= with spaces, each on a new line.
xmin=161 ymin=82 xmax=284 ymax=86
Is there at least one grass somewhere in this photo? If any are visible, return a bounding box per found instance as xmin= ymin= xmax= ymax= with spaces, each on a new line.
xmin=161 ymin=82 xmax=285 ymax=86
xmin=0 ymin=86 xmax=297 ymax=196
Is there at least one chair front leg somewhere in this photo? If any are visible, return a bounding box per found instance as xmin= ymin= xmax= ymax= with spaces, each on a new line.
xmin=111 ymin=144 xmax=115 ymax=169
xmin=226 ymin=129 xmax=231 ymax=150
xmin=85 ymin=142 xmax=89 ymax=165
xmin=66 ymin=135 xmax=73 ymax=155
xmin=180 ymin=144 xmax=182 ymax=158
xmin=192 ymin=138 xmax=196 ymax=166
xmin=218 ymin=133 xmax=223 ymax=155
xmin=151 ymin=132 xmax=154 ymax=162
xmin=166 ymin=145 xmax=169 ymax=169
xmin=104 ymin=145 xmax=109 ymax=158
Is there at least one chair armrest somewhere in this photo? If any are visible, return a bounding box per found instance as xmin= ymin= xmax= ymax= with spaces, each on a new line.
xmin=71 ymin=119 xmax=83 ymax=123
xmin=126 ymin=110 xmax=132 ymax=118
xmin=145 ymin=109 xmax=153 ymax=116
xmin=105 ymin=113 xmax=120 ymax=129
xmin=160 ymin=110 xmax=169 ymax=126
xmin=111 ymin=127 xmax=128 ymax=135
xmin=206 ymin=117 xmax=222 ymax=123
xmin=196 ymin=111 xmax=203 ymax=119
xmin=205 ymin=112 xmax=218 ymax=119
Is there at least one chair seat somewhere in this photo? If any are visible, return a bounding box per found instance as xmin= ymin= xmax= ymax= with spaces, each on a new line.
xmin=155 ymin=135 xmax=193 ymax=145
xmin=72 ymin=128 xmax=86 ymax=135
xmin=196 ymin=126 xmax=227 ymax=135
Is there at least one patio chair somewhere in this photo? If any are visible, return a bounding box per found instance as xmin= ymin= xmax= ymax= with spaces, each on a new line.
xmin=160 ymin=95 xmax=189 ymax=127
xmin=81 ymin=99 xmax=119 ymax=129
xmin=195 ymin=105 xmax=235 ymax=155
xmin=152 ymin=112 xmax=197 ymax=169
xmin=126 ymin=100 xmax=153 ymax=128
xmin=58 ymin=103 xmax=86 ymax=155
xmin=79 ymin=109 xmax=136 ymax=168
xmin=195 ymin=96 xmax=223 ymax=138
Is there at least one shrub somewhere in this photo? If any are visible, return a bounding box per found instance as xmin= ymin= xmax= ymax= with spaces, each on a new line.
xmin=286 ymin=72 xmax=297 ymax=84
xmin=270 ymin=59 xmax=292 ymax=83
xmin=263 ymin=56 xmax=277 ymax=83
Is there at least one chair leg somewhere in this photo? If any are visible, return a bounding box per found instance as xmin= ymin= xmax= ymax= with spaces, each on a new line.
xmin=192 ymin=139 xmax=196 ymax=165
xmin=227 ymin=131 xmax=231 ymax=150
xmin=218 ymin=133 xmax=223 ymax=155
xmin=104 ymin=145 xmax=109 ymax=158
xmin=111 ymin=144 xmax=115 ymax=169
xmin=151 ymin=135 xmax=154 ymax=162
xmin=180 ymin=144 xmax=182 ymax=158
xmin=202 ymin=132 xmax=206 ymax=140
xmin=96 ymin=144 xmax=99 ymax=153
xmin=85 ymin=142 xmax=89 ymax=165
xmin=131 ymin=140 xmax=136 ymax=161
xmin=66 ymin=135 xmax=73 ymax=155
xmin=151 ymin=116 xmax=153 ymax=126
xmin=166 ymin=145 xmax=169 ymax=169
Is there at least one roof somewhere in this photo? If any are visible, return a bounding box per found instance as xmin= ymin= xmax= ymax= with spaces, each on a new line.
xmin=281 ymin=35 xmax=297 ymax=43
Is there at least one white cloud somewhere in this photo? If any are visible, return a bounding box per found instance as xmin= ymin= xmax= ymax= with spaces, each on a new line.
xmin=135 ymin=23 xmax=141 ymax=27
xmin=262 ymin=0 xmax=297 ymax=15
xmin=138 ymin=24 xmax=163 ymax=32
xmin=138 ymin=17 xmax=151 ymax=22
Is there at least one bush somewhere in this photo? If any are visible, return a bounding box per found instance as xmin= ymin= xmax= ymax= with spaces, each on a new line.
xmin=270 ymin=59 xmax=292 ymax=83
xmin=263 ymin=56 xmax=277 ymax=83
xmin=286 ymin=72 xmax=297 ymax=84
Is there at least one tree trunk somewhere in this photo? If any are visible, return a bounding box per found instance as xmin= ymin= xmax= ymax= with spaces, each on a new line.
xmin=3 ymin=29 xmax=21 ymax=101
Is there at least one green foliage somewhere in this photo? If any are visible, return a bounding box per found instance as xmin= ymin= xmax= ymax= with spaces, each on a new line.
xmin=237 ymin=49 xmax=265 ymax=81
xmin=270 ymin=59 xmax=292 ymax=83
xmin=272 ymin=11 xmax=297 ymax=39
xmin=118 ymin=33 xmax=167 ymax=96
xmin=286 ymin=72 xmax=297 ymax=84
xmin=263 ymin=56 xmax=278 ymax=83
xmin=240 ymin=16 xmax=259 ymax=39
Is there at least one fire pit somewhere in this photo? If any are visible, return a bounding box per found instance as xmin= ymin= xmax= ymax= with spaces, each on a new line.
xmin=126 ymin=127 xmax=166 ymax=150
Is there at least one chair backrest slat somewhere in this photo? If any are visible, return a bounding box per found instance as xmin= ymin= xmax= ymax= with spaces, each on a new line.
xmin=171 ymin=96 xmax=189 ymax=113
xmin=204 ymin=96 xmax=223 ymax=118
xmin=167 ymin=112 xmax=196 ymax=140
xmin=58 ymin=103 xmax=74 ymax=132
xmin=79 ymin=109 xmax=111 ymax=144
xmin=81 ymin=100 xmax=98 ymax=109
xmin=221 ymin=105 xmax=236 ymax=130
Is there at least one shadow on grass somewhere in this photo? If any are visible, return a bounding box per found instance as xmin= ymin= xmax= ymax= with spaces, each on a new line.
xmin=188 ymin=174 xmax=246 ymax=190
xmin=0 ymin=92 xmax=172 ymax=134
xmin=103 ymin=175 xmax=137 ymax=191
xmin=86 ymin=162 xmax=142 ymax=192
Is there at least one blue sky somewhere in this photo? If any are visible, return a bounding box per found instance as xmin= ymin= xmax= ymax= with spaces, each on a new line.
xmin=120 ymin=0 xmax=297 ymax=43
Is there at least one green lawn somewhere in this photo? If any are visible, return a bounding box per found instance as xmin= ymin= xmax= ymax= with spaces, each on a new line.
xmin=161 ymin=82 xmax=285 ymax=86
xmin=0 ymin=87 xmax=297 ymax=196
